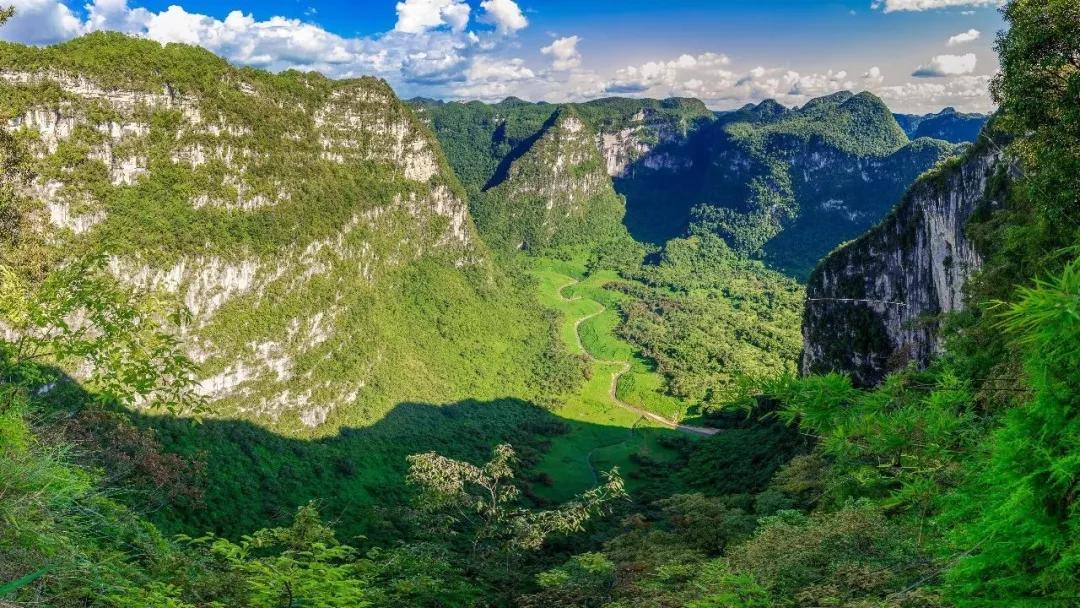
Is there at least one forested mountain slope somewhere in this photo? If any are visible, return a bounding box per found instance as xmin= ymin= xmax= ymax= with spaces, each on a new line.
xmin=0 ymin=33 xmax=572 ymax=434
xmin=472 ymin=107 xmax=628 ymax=252
xmin=414 ymin=91 xmax=957 ymax=277
xmin=894 ymin=107 xmax=989 ymax=144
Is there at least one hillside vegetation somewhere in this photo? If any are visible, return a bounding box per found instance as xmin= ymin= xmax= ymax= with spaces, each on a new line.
xmin=415 ymin=89 xmax=957 ymax=278
xmin=4 ymin=1 xmax=1080 ymax=606
xmin=894 ymin=107 xmax=990 ymax=143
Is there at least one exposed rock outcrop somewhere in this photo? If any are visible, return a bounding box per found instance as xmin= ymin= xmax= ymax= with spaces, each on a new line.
xmin=481 ymin=108 xmax=627 ymax=250
xmin=1 ymin=34 xmax=480 ymax=430
xmin=801 ymin=141 xmax=1010 ymax=385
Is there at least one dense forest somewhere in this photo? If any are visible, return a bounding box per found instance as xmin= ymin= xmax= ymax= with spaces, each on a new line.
xmin=413 ymin=88 xmax=958 ymax=279
xmin=3 ymin=0 xmax=1080 ymax=606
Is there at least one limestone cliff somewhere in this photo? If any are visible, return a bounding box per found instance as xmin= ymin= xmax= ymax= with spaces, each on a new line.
xmin=478 ymin=108 xmax=626 ymax=251
xmin=801 ymin=140 xmax=1010 ymax=385
xmin=595 ymin=105 xmax=700 ymax=178
xmin=0 ymin=33 xmax=510 ymax=431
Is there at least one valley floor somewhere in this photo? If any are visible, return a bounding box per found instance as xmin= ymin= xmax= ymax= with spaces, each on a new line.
xmin=528 ymin=256 xmax=715 ymax=501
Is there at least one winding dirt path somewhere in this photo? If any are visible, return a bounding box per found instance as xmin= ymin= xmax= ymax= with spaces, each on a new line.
xmin=557 ymin=278 xmax=719 ymax=437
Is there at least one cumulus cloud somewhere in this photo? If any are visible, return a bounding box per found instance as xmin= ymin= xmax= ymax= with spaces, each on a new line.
xmin=592 ymin=49 xmax=993 ymax=113
xmin=394 ymin=0 xmax=470 ymax=34
xmin=862 ymin=66 xmax=885 ymax=84
xmin=599 ymin=52 xmax=866 ymax=110
xmin=0 ymin=0 xmax=82 ymax=44
xmin=541 ymin=36 xmax=581 ymax=71
xmin=872 ymin=0 xmax=999 ymax=12
xmin=606 ymin=53 xmax=730 ymax=94
xmin=0 ymin=0 xmax=995 ymax=113
xmin=467 ymin=56 xmax=535 ymax=82
xmin=947 ymin=28 xmax=980 ymax=46
xmin=912 ymin=53 xmax=977 ymax=77
xmin=877 ymin=74 xmax=992 ymax=111
xmin=480 ymin=0 xmax=528 ymax=35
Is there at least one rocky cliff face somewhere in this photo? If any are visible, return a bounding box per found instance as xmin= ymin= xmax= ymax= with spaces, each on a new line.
xmin=478 ymin=108 xmax=627 ymax=250
xmin=801 ymin=143 xmax=1009 ymax=385
xmin=1 ymin=34 xmax=494 ymax=431
xmin=596 ymin=108 xmax=696 ymax=178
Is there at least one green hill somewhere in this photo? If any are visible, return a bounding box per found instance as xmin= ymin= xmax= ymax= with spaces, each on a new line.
xmin=412 ymin=91 xmax=955 ymax=278
xmin=0 ymin=32 xmax=579 ymax=435
xmin=474 ymin=107 xmax=629 ymax=252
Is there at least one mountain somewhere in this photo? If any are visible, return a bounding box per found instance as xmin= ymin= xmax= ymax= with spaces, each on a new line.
xmin=413 ymin=91 xmax=957 ymax=277
xmin=409 ymin=95 xmax=714 ymax=196
xmin=0 ymin=32 xmax=569 ymax=432
xmin=894 ymin=107 xmax=989 ymax=143
xmin=801 ymin=133 xmax=1012 ymax=385
xmin=7 ymin=4 xmax=1080 ymax=606
xmin=473 ymin=107 xmax=627 ymax=252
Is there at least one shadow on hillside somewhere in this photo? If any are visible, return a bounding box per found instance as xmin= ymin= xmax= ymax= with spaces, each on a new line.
xmin=93 ymin=395 xmax=690 ymax=543
xmin=483 ymin=110 xmax=560 ymax=191
xmin=612 ymin=120 xmax=743 ymax=246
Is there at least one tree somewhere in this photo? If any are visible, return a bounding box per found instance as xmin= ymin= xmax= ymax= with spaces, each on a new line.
xmin=181 ymin=503 xmax=374 ymax=608
xmin=990 ymin=0 xmax=1080 ymax=264
xmin=520 ymin=552 xmax=616 ymax=608
xmin=407 ymin=443 xmax=626 ymax=555
xmin=0 ymin=258 xmax=205 ymax=414
xmin=0 ymin=5 xmax=50 ymax=279
xmin=945 ymin=255 xmax=1080 ymax=602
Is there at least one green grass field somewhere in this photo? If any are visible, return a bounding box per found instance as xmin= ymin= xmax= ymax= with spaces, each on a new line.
xmin=528 ymin=255 xmax=706 ymax=501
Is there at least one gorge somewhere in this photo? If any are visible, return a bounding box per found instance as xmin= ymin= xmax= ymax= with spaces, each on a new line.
xmin=3 ymin=2 xmax=1078 ymax=605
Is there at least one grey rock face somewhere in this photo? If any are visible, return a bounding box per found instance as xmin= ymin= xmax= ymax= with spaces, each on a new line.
xmin=801 ymin=145 xmax=1009 ymax=385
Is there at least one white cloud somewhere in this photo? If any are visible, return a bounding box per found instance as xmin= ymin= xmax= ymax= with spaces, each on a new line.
xmin=542 ymin=36 xmax=581 ymax=71
xmin=480 ymin=0 xmax=528 ymax=35
xmin=912 ymin=53 xmax=977 ymax=77
xmin=0 ymin=0 xmax=82 ymax=44
xmin=877 ymin=74 xmax=992 ymax=112
xmin=85 ymin=0 xmax=152 ymax=34
xmin=394 ymin=0 xmax=470 ymax=34
xmin=947 ymin=28 xmax=980 ymax=46
xmin=606 ymin=52 xmax=730 ymax=94
xmin=601 ymin=52 xmax=863 ymax=110
xmin=467 ymin=56 xmax=535 ymax=82
xmin=0 ymin=0 xmax=994 ymax=113
xmin=872 ymin=0 xmax=999 ymax=12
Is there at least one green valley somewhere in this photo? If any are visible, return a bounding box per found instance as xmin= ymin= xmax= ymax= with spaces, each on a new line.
xmin=4 ymin=1 xmax=1080 ymax=606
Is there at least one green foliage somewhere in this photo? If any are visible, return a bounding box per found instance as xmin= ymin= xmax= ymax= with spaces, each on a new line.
xmin=895 ymin=107 xmax=989 ymax=144
xmin=181 ymin=503 xmax=374 ymax=607
xmin=408 ymin=443 xmax=626 ymax=554
xmin=729 ymin=506 xmax=934 ymax=607
xmin=526 ymin=552 xmax=616 ymax=608
xmin=0 ymin=259 xmax=204 ymax=413
xmin=0 ymin=262 xmax=203 ymax=606
xmin=475 ymin=109 xmax=630 ymax=254
xmin=943 ymin=255 xmax=1080 ymax=602
xmin=617 ymin=234 xmax=804 ymax=405
xmin=732 ymin=91 xmax=909 ymax=157
xmin=410 ymin=96 xmax=715 ymax=196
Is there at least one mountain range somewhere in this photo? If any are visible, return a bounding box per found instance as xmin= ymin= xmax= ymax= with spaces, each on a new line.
xmin=8 ymin=6 xmax=1078 ymax=605
xmin=893 ymin=106 xmax=989 ymax=144
xmin=412 ymin=90 xmax=971 ymax=277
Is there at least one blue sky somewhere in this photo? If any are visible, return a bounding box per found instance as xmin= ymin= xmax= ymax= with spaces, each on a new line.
xmin=0 ymin=0 xmax=1005 ymax=112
